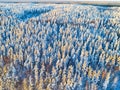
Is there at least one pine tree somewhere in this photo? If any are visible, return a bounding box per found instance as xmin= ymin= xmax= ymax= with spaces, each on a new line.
xmin=37 ymin=77 xmax=44 ymax=90
xmin=0 ymin=78 xmax=2 ymax=90
xmin=22 ymin=78 xmax=28 ymax=90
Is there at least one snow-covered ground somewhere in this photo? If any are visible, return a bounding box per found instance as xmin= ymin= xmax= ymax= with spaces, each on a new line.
xmin=0 ymin=3 xmax=120 ymax=90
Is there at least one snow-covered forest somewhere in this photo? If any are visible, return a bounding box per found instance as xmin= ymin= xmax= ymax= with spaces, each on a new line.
xmin=0 ymin=3 xmax=120 ymax=90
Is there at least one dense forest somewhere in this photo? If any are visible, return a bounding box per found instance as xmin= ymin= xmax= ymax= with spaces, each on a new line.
xmin=0 ymin=3 xmax=120 ymax=90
